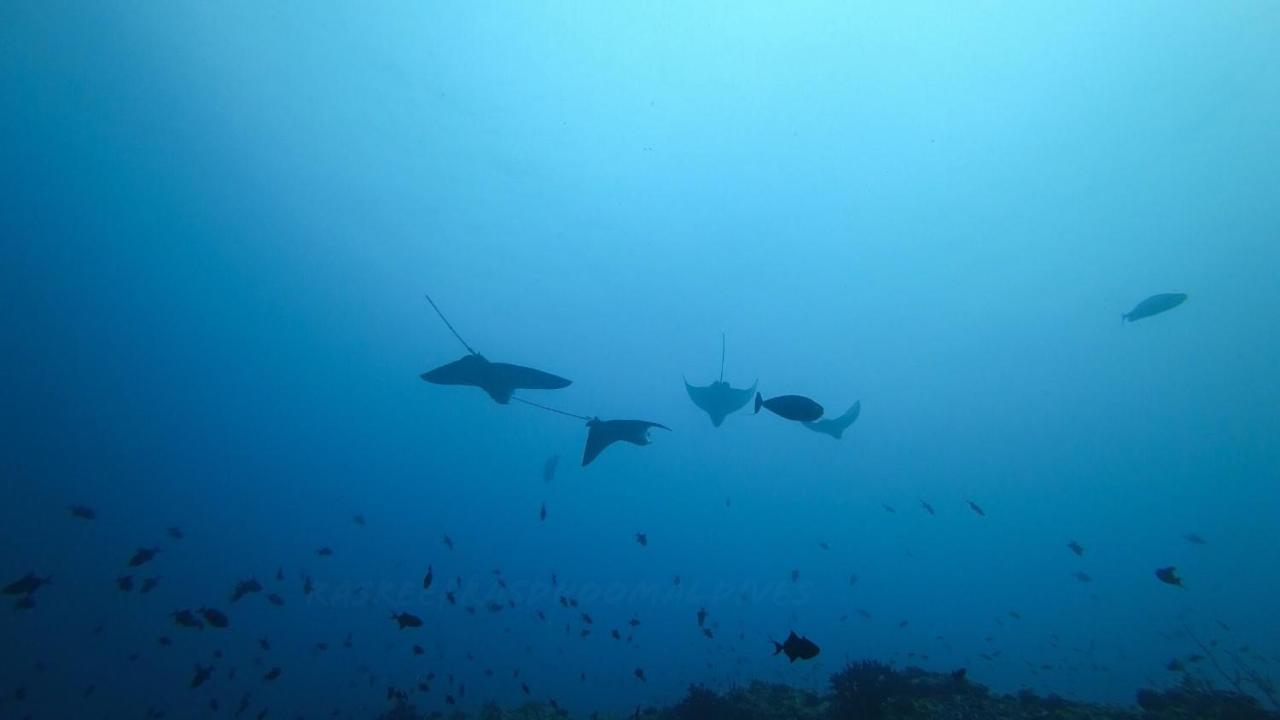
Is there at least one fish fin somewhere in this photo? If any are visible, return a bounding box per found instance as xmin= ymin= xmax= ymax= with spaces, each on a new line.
xmin=754 ymin=392 xmax=763 ymax=414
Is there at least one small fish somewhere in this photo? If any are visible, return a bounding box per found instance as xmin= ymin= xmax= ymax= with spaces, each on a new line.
xmin=818 ymin=541 xmax=830 ymax=550
xmin=610 ymin=629 xmax=621 ymax=640
xmin=1167 ymin=658 xmax=1185 ymax=672
xmin=673 ymin=575 xmax=681 ymax=586
xmin=353 ymin=514 xmax=366 ymax=526
xmin=790 ymin=569 xmax=799 ymax=582
xmin=4 ymin=572 xmax=51 ymax=596
xmin=266 ymin=593 xmax=284 ymax=606
xmin=1067 ymin=541 xmax=1085 ymax=557
xmin=1123 ymin=293 xmax=1187 ymax=323
xmin=542 ymin=455 xmax=560 ymax=483
xmin=1184 ymin=533 xmax=1207 ymax=545
xmin=635 ymin=533 xmax=648 ymax=547
xmin=965 ymin=499 xmax=986 ymax=517
xmin=69 ymin=504 xmax=96 ymax=520
xmin=128 ymin=547 xmax=160 ymax=567
xmin=315 ymin=547 xmax=333 ymax=557
xmin=633 ymin=667 xmax=646 ymax=682
xmin=116 ymin=575 xmax=135 ymax=592
xmin=422 ymin=565 xmax=433 ymax=591
xmin=412 ymin=644 xmax=424 ymax=655
xmin=258 ymin=636 xmax=270 ymax=651
xmin=1155 ymin=566 xmax=1184 ymax=588
xmin=231 ymin=578 xmax=262 ymax=602
xmin=753 ymin=392 xmax=823 ymax=422
xmin=262 ymin=667 xmax=281 ymax=681
xmin=696 ymin=608 xmax=707 ymax=627
xmin=200 ymin=607 xmax=229 ymax=628
xmin=139 ymin=577 xmax=161 ymax=594
xmin=920 ymin=500 xmax=935 ymax=516
xmin=1072 ymin=571 xmax=1092 ymax=583
xmin=391 ymin=612 xmax=422 ymax=629
xmin=275 ymin=566 xmax=283 ymax=581
xmin=302 ymin=575 xmax=313 ymax=595
xmin=190 ymin=664 xmax=213 ymax=689
xmin=702 ymin=627 xmax=714 ymax=639
xmin=172 ymin=609 xmax=204 ymax=629
xmin=849 ymin=573 xmax=859 ymax=586
xmin=539 ymin=503 xmax=547 ymax=521
xmin=882 ymin=504 xmax=896 ymax=514
xmin=772 ymin=630 xmax=821 ymax=662
xmin=442 ymin=534 xmax=454 ymax=550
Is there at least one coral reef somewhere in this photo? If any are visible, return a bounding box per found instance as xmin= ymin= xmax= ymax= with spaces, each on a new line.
xmin=376 ymin=661 xmax=1280 ymax=720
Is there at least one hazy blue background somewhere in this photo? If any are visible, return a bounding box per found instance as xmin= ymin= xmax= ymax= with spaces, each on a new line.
xmin=3 ymin=2 xmax=1279 ymax=718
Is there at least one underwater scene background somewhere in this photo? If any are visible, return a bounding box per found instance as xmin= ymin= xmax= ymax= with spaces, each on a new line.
xmin=3 ymin=2 xmax=1280 ymax=719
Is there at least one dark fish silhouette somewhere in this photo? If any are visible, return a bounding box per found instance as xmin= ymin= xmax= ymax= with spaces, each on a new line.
xmin=1067 ymin=541 xmax=1085 ymax=557
xmin=266 ymin=593 xmax=284 ymax=606
xmin=1123 ymin=293 xmax=1187 ymax=323
xmin=421 ymin=353 xmax=571 ymax=405
xmin=1183 ymin=533 xmax=1207 ymax=545
xmin=391 ymin=612 xmax=422 ymax=629
xmin=167 ymin=526 xmax=184 ymax=540
xmin=139 ymin=577 xmax=161 ymax=594
xmin=542 ymin=455 xmax=560 ymax=483
xmin=128 ymin=547 xmax=160 ymax=567
xmin=1155 ymin=566 xmax=1184 ymax=588
xmin=69 ymin=504 xmax=96 ymax=520
xmin=633 ymin=667 xmax=646 ymax=682
xmin=773 ymin=630 xmax=820 ymax=662
xmin=231 ymin=578 xmax=262 ymax=602
xmin=262 ymin=667 xmax=281 ymax=681
xmin=635 ymin=532 xmax=648 ymax=547
xmin=422 ymin=565 xmax=433 ymax=591
xmin=315 ymin=547 xmax=333 ymax=557
xmin=116 ymin=575 xmax=134 ymax=592
xmin=754 ymin=393 xmax=823 ymax=422
xmin=352 ymin=514 xmax=366 ymax=526
xmin=803 ymin=400 xmax=860 ymax=439
xmin=582 ymin=417 xmax=670 ymax=466
xmin=1072 ymin=571 xmax=1092 ymax=583
xmin=172 ymin=609 xmax=204 ymax=629
xmin=4 ymin=573 xmax=51 ymax=596
xmin=965 ymin=499 xmax=986 ymax=517
xmin=190 ymin=664 xmax=213 ymax=689
xmin=200 ymin=607 xmax=229 ymax=628
xmin=539 ymin=502 xmax=547 ymax=521
xmin=442 ymin=534 xmax=454 ymax=550
xmin=920 ymin=500 xmax=935 ymax=516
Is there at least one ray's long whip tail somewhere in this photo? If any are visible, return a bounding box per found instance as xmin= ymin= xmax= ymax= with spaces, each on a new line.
xmin=424 ymin=293 xmax=477 ymax=355
xmin=513 ymin=396 xmax=591 ymax=421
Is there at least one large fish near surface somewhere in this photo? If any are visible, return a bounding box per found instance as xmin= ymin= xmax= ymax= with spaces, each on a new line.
xmin=1122 ymin=293 xmax=1186 ymax=323
xmin=754 ymin=393 xmax=823 ymax=423
xmin=421 ymin=353 xmax=571 ymax=404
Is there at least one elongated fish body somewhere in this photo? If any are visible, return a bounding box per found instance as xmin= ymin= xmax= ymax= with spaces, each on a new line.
xmin=1123 ymin=293 xmax=1186 ymax=323
xmin=754 ymin=393 xmax=823 ymax=423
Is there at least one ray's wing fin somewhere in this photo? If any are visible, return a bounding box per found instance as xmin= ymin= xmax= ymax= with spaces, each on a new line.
xmin=582 ymin=423 xmax=614 ymax=467
xmin=492 ymin=362 xmax=572 ymax=391
xmin=420 ymin=355 xmax=483 ymax=387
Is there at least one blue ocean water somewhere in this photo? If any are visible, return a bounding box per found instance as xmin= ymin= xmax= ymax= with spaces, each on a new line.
xmin=3 ymin=2 xmax=1280 ymax=718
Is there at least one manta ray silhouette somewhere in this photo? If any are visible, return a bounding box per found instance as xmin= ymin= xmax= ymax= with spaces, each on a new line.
xmin=421 ymin=353 xmax=571 ymax=404
xmin=803 ymin=400 xmax=861 ymax=439
xmin=684 ymin=335 xmax=756 ymax=427
xmin=582 ymin=418 xmax=670 ymax=467
xmin=418 ymin=294 xmax=571 ymax=404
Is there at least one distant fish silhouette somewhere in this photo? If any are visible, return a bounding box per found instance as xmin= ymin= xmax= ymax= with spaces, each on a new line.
xmin=804 ymin=400 xmax=860 ymax=439
xmin=419 ymin=294 xmax=571 ymax=404
xmin=542 ymin=455 xmax=560 ymax=483
xmin=772 ymin=630 xmax=820 ymax=662
xmin=754 ymin=393 xmax=823 ymax=423
xmin=684 ymin=334 xmax=756 ymax=427
xmin=582 ymin=418 xmax=670 ymax=467
xmin=1155 ymin=566 xmax=1184 ymax=588
xmin=1123 ymin=293 xmax=1187 ymax=323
